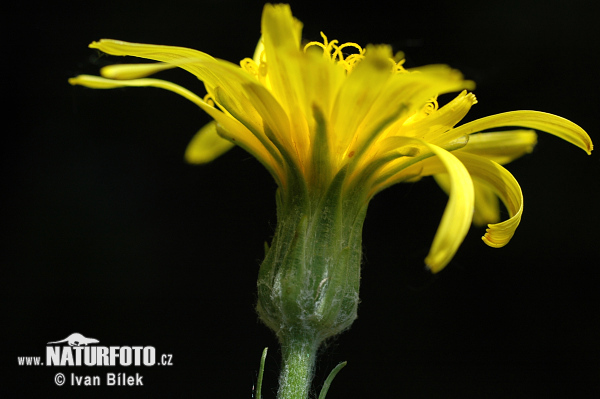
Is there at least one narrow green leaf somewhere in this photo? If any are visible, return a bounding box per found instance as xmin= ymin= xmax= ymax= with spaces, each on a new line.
xmin=318 ymin=361 xmax=347 ymax=399
xmin=256 ymin=347 xmax=268 ymax=399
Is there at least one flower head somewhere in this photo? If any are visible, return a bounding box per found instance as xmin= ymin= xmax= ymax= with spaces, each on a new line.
xmin=70 ymin=4 xmax=592 ymax=273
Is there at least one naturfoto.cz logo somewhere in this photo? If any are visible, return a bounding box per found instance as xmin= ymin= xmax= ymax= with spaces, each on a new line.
xmin=18 ymin=332 xmax=174 ymax=387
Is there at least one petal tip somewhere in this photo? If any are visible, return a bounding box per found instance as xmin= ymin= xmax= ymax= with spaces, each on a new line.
xmin=424 ymin=256 xmax=447 ymax=274
xmin=481 ymin=233 xmax=507 ymax=248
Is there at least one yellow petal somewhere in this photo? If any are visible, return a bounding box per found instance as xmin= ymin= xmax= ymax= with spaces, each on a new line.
xmin=452 ymin=153 xmax=523 ymax=248
xmin=408 ymin=151 xmax=523 ymax=248
xmin=365 ymin=135 xmax=468 ymax=195
xmin=260 ymin=4 xmax=302 ymax=51
xmin=69 ymin=74 xmax=136 ymax=89
xmin=252 ymin=37 xmax=265 ymax=67
xmin=74 ymin=54 xmax=285 ymax=176
xmin=447 ymin=110 xmax=593 ymax=155
xmin=300 ymin=51 xmax=346 ymax=118
xmin=355 ymin=137 xmax=473 ymax=272
xmin=88 ymin=38 xmax=287 ymax=156
xmin=434 ymin=172 xmax=500 ymax=227
xmin=89 ymin=39 xmax=257 ymax=101
xmin=260 ymin=3 xmax=304 ymax=106
xmin=402 ymin=90 xmax=478 ymax=142
xmin=100 ymin=62 xmax=175 ymax=80
xmin=185 ymin=121 xmax=235 ymax=164
xmin=69 ymin=74 xmax=210 ymax=110
xmin=176 ymin=89 xmax=284 ymax=185
xmin=471 ymin=180 xmax=501 ymax=226
xmin=355 ymin=73 xmax=473 ymax=171
xmin=241 ymin=83 xmax=291 ymax=147
xmin=239 ymin=82 xmax=309 ymax=173
xmin=457 ymin=130 xmax=538 ymax=164
xmin=401 ymin=150 xmax=522 ymax=252
xmin=89 ymin=39 xmax=216 ymax=73
xmin=330 ymin=45 xmax=392 ymax=158
xmin=421 ymin=144 xmax=474 ymax=272
xmin=260 ymin=4 xmax=310 ymax=160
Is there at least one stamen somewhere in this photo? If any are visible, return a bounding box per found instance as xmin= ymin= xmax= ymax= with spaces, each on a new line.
xmin=331 ymin=42 xmax=363 ymax=62
xmin=203 ymin=93 xmax=215 ymax=107
xmin=240 ymin=58 xmax=259 ymax=79
xmin=392 ymin=53 xmax=408 ymax=74
xmin=304 ymin=40 xmax=328 ymax=53
xmin=424 ymin=96 xmax=439 ymax=115
xmin=303 ymin=31 xmax=366 ymax=73
xmin=303 ymin=32 xmax=330 ymax=57
xmin=302 ymin=31 xmax=411 ymax=75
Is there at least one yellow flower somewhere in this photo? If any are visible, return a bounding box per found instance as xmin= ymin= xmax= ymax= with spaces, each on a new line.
xmin=70 ymin=3 xmax=592 ymax=273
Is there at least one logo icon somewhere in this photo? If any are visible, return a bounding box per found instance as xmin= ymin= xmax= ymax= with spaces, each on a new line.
xmin=47 ymin=332 xmax=99 ymax=347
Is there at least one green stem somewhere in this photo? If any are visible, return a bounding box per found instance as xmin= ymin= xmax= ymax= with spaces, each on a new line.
xmin=277 ymin=332 xmax=320 ymax=399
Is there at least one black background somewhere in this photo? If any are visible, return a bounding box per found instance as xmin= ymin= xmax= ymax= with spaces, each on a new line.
xmin=3 ymin=0 xmax=599 ymax=397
